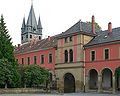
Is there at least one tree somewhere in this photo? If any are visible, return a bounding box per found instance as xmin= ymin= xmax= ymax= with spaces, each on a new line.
xmin=23 ymin=65 xmax=49 ymax=88
xmin=116 ymin=67 xmax=120 ymax=76
xmin=0 ymin=59 xmax=14 ymax=88
xmin=0 ymin=15 xmax=15 ymax=62
xmin=0 ymin=15 xmax=20 ymax=88
xmin=86 ymin=21 xmax=102 ymax=31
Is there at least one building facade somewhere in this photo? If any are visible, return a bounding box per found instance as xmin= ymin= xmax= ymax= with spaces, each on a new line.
xmin=15 ymin=36 xmax=57 ymax=78
xmin=55 ymin=16 xmax=100 ymax=93
xmin=85 ymin=22 xmax=120 ymax=93
xmin=14 ymin=3 xmax=120 ymax=94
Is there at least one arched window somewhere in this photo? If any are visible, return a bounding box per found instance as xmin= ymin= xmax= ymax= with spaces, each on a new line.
xmin=65 ymin=50 xmax=68 ymax=63
xmin=30 ymin=35 xmax=32 ymax=38
xmin=69 ymin=49 xmax=73 ymax=62
xmin=39 ymin=36 xmax=41 ymax=40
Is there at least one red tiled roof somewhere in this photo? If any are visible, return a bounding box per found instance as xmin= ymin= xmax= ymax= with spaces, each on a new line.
xmin=14 ymin=36 xmax=57 ymax=54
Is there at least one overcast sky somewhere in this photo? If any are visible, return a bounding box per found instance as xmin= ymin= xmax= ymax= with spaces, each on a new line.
xmin=0 ymin=0 xmax=120 ymax=45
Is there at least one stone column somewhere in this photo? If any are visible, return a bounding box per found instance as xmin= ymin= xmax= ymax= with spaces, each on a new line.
xmin=68 ymin=51 xmax=70 ymax=62
xmin=85 ymin=75 xmax=89 ymax=92
xmin=112 ymin=75 xmax=116 ymax=93
xmin=98 ymin=75 xmax=102 ymax=93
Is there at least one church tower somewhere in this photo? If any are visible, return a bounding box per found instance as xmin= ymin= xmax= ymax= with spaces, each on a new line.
xmin=21 ymin=4 xmax=42 ymax=44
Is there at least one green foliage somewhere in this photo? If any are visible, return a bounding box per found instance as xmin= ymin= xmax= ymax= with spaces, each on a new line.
xmin=22 ymin=65 xmax=49 ymax=87
xmin=0 ymin=59 xmax=14 ymax=87
xmin=0 ymin=15 xmax=20 ymax=88
xmin=86 ymin=21 xmax=102 ymax=31
xmin=115 ymin=67 xmax=120 ymax=76
xmin=0 ymin=15 xmax=15 ymax=63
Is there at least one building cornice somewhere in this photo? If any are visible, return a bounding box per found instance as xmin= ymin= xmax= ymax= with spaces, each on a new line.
xmin=84 ymin=40 xmax=120 ymax=48
xmin=15 ymin=47 xmax=55 ymax=56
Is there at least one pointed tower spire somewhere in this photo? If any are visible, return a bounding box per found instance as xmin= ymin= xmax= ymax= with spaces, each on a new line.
xmin=26 ymin=4 xmax=37 ymax=29
xmin=31 ymin=0 xmax=33 ymax=5
xmin=37 ymin=16 xmax=42 ymax=34
xmin=21 ymin=1 xmax=43 ymax=44
xmin=21 ymin=17 xmax=25 ymax=33
xmin=37 ymin=16 xmax=42 ymax=29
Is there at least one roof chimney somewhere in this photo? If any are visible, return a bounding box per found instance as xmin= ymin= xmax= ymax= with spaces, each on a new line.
xmin=48 ymin=36 xmax=51 ymax=41
xmin=108 ymin=22 xmax=112 ymax=33
xmin=92 ymin=15 xmax=95 ymax=34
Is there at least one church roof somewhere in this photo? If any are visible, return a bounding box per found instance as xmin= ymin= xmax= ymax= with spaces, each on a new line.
xmin=37 ymin=16 xmax=42 ymax=29
xmin=15 ymin=36 xmax=57 ymax=54
xmin=26 ymin=4 xmax=37 ymax=29
xmin=22 ymin=17 xmax=25 ymax=29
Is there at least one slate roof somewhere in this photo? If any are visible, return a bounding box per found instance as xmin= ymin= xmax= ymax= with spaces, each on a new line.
xmin=58 ymin=20 xmax=101 ymax=38
xmin=17 ymin=19 xmax=101 ymax=54
xmin=21 ymin=4 xmax=42 ymax=35
xmin=85 ymin=27 xmax=120 ymax=47
xmin=37 ymin=16 xmax=42 ymax=29
xmin=15 ymin=36 xmax=57 ymax=54
xmin=26 ymin=4 xmax=37 ymax=29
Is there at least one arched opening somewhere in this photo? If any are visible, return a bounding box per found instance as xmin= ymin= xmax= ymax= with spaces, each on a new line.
xmin=102 ymin=68 xmax=112 ymax=90
xmin=115 ymin=67 xmax=120 ymax=91
xmin=64 ymin=50 xmax=68 ymax=63
xmin=64 ymin=73 xmax=75 ymax=93
xmin=89 ymin=69 xmax=98 ymax=89
xmin=69 ymin=49 xmax=73 ymax=62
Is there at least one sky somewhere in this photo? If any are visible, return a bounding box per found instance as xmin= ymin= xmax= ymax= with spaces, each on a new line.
xmin=0 ymin=0 xmax=120 ymax=45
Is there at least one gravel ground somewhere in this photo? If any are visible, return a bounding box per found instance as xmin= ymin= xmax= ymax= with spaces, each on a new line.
xmin=0 ymin=92 xmax=119 ymax=96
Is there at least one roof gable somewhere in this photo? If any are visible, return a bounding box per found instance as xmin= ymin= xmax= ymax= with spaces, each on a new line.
xmin=58 ymin=20 xmax=101 ymax=38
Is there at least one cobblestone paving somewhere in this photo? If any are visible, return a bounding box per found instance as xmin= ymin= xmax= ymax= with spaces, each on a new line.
xmin=0 ymin=93 xmax=119 ymax=96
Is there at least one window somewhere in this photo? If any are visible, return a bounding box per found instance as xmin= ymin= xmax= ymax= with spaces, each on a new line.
xmin=30 ymin=35 xmax=32 ymax=38
xmin=33 ymin=27 xmax=36 ymax=31
xmin=65 ymin=50 xmax=68 ymax=62
xmin=26 ymin=35 xmax=28 ymax=38
xmin=49 ymin=54 xmax=52 ymax=63
xmin=34 ymin=56 xmax=37 ymax=64
xmin=22 ymin=58 xmax=24 ymax=64
xmin=27 ymin=57 xmax=30 ymax=65
xmin=70 ymin=36 xmax=72 ymax=42
xmin=91 ymin=51 xmax=95 ymax=61
xmin=69 ymin=49 xmax=73 ymax=62
xmin=104 ymin=49 xmax=109 ymax=60
xmin=22 ymin=36 xmax=23 ymax=40
xmin=41 ymin=55 xmax=44 ymax=64
xmin=65 ymin=37 xmax=68 ymax=43
xmin=39 ymin=36 xmax=41 ymax=40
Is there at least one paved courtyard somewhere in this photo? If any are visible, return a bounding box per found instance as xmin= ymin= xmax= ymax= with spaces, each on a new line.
xmin=0 ymin=93 xmax=119 ymax=96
